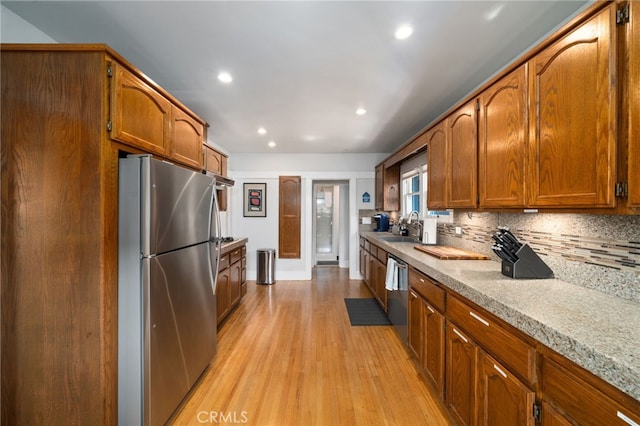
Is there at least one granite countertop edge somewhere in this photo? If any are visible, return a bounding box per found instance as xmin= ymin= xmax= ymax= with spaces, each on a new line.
xmin=361 ymin=231 xmax=640 ymax=401
xmin=220 ymin=237 xmax=248 ymax=253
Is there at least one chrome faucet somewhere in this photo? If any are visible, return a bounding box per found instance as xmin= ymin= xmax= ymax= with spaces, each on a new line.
xmin=407 ymin=211 xmax=422 ymax=241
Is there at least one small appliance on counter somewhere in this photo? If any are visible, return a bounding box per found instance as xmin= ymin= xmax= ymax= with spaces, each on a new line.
xmin=421 ymin=217 xmax=438 ymax=245
xmin=373 ymin=213 xmax=390 ymax=232
xmin=491 ymin=227 xmax=553 ymax=279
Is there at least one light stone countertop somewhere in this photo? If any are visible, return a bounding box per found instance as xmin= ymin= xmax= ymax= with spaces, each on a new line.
xmin=361 ymin=231 xmax=640 ymax=402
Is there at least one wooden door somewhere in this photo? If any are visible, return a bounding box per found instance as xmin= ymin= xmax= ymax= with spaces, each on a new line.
xmin=628 ymin=1 xmax=640 ymax=207
xmin=170 ymin=106 xmax=204 ymax=169
xmin=447 ymin=100 xmax=478 ymax=208
xmin=446 ymin=322 xmax=478 ymax=426
xmin=478 ymin=65 xmax=528 ymax=207
xmin=216 ymin=268 xmax=230 ymax=325
xmin=528 ymin=5 xmax=616 ymax=207
xmin=426 ymin=121 xmax=448 ymax=209
xmin=423 ymin=302 xmax=445 ymax=399
xmin=476 ymin=351 xmax=535 ymax=426
xmin=408 ymin=290 xmax=423 ymax=359
xmin=110 ymin=62 xmax=171 ymax=156
xmin=278 ymin=176 xmax=301 ymax=258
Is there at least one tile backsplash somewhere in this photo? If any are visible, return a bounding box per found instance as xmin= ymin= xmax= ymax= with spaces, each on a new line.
xmin=438 ymin=212 xmax=640 ymax=303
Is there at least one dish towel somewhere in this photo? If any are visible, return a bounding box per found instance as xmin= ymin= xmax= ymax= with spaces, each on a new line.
xmin=385 ymin=257 xmax=399 ymax=291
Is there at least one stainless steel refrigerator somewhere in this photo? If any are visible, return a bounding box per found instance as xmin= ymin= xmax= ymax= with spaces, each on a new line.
xmin=118 ymin=155 xmax=221 ymax=426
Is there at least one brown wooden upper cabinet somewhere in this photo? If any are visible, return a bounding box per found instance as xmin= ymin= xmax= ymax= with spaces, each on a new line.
xmin=171 ymin=106 xmax=205 ymax=169
xmin=427 ymin=101 xmax=478 ymax=211
xmin=478 ymin=65 xmax=528 ymax=208
xmin=448 ymin=100 xmax=479 ymax=208
xmin=110 ymin=61 xmax=205 ymax=169
xmin=426 ymin=121 xmax=448 ymax=209
xmin=374 ymin=163 xmax=400 ymax=211
xmin=627 ymin=1 xmax=640 ymax=209
xmin=111 ymin=61 xmax=172 ymax=157
xmin=203 ymin=144 xmax=227 ymax=175
xmin=527 ymin=4 xmax=616 ymax=208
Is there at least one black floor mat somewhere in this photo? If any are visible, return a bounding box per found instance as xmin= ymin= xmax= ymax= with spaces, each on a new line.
xmin=344 ymin=298 xmax=392 ymax=326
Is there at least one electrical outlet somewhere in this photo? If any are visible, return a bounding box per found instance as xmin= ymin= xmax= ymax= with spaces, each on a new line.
xmin=455 ymin=226 xmax=462 ymax=235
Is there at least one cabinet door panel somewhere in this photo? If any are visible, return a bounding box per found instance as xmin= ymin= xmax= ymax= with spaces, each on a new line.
xmin=216 ymin=268 xmax=230 ymax=325
xmin=479 ymin=65 xmax=527 ymax=207
xmin=427 ymin=121 xmax=448 ymax=209
xmin=408 ymin=290 xmax=423 ymax=359
xmin=111 ymin=62 xmax=171 ymax=156
xmin=477 ymin=351 xmax=535 ymax=426
xmin=204 ymin=145 xmax=224 ymax=175
xmin=446 ymin=322 xmax=478 ymax=426
xmin=448 ymin=101 xmax=478 ymax=208
xmin=171 ymin=107 xmax=203 ymax=169
xmin=423 ymin=303 xmax=444 ymax=399
xmin=528 ymin=5 xmax=616 ymax=207
xmin=230 ymin=260 xmax=241 ymax=307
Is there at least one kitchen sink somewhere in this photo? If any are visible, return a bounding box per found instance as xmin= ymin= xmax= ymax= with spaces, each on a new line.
xmin=377 ymin=235 xmax=418 ymax=243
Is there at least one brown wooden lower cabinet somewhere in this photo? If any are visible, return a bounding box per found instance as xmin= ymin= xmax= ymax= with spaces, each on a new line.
xmin=423 ymin=301 xmax=445 ymax=399
xmin=408 ymin=289 xmax=445 ymax=399
xmin=476 ymin=351 xmax=535 ymax=426
xmin=541 ymin=352 xmax=640 ymax=426
xmin=446 ymin=322 xmax=478 ymax=426
xmin=216 ymin=244 xmax=247 ymax=325
xmin=360 ymin=243 xmax=387 ymax=311
xmin=359 ymin=238 xmax=640 ymax=426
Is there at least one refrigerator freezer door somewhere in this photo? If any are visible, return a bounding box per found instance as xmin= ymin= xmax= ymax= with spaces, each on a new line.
xmin=145 ymin=242 xmax=217 ymax=426
xmin=142 ymin=156 xmax=215 ymax=256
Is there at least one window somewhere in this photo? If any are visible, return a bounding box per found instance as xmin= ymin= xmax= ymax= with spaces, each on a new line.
xmin=401 ymin=163 xmax=428 ymax=218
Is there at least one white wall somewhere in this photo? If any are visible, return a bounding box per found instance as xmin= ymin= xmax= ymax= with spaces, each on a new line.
xmin=1 ymin=5 xmax=57 ymax=42
xmin=229 ymin=153 xmax=386 ymax=281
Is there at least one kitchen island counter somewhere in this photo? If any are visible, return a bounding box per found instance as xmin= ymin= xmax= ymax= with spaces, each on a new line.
xmin=361 ymin=231 xmax=640 ymax=402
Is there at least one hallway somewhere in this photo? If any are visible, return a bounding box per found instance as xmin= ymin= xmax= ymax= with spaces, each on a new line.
xmin=172 ymin=267 xmax=452 ymax=425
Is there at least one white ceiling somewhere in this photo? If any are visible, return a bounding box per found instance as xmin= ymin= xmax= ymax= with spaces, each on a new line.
xmin=2 ymin=1 xmax=589 ymax=155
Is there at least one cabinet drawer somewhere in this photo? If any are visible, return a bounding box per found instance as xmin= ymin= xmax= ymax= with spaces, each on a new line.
xmin=364 ymin=240 xmax=370 ymax=253
xmin=376 ymin=247 xmax=388 ymax=263
xmin=230 ymin=247 xmax=243 ymax=264
xmin=447 ymin=296 xmax=535 ymax=385
xmin=409 ymin=268 xmax=445 ymax=312
xmin=218 ymin=253 xmax=230 ymax=271
xmin=542 ymin=356 xmax=640 ymax=426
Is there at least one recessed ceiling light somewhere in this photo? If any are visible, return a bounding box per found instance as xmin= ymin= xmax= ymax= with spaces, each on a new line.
xmin=356 ymin=108 xmax=367 ymax=116
xmin=394 ymin=24 xmax=413 ymax=40
xmin=268 ymin=141 xmax=276 ymax=148
xmin=258 ymin=127 xmax=267 ymax=135
xmin=217 ymin=71 xmax=233 ymax=83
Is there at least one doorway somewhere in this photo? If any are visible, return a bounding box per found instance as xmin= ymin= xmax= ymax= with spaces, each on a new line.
xmin=313 ymin=181 xmax=349 ymax=267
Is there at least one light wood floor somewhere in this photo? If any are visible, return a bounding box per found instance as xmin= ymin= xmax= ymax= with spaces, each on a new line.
xmin=172 ymin=267 xmax=452 ymax=426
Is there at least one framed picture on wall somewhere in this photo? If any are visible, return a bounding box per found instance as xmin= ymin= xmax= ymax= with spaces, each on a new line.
xmin=243 ymin=183 xmax=267 ymax=217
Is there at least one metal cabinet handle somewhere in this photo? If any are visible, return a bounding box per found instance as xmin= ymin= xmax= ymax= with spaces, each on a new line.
xmin=617 ymin=411 xmax=640 ymax=426
xmin=493 ymin=364 xmax=507 ymax=379
xmin=470 ymin=311 xmax=489 ymax=327
xmin=452 ymin=328 xmax=468 ymax=343
xmin=427 ymin=305 xmax=435 ymax=314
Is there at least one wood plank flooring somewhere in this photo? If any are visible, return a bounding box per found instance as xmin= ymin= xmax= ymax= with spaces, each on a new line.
xmin=172 ymin=267 xmax=452 ymax=425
